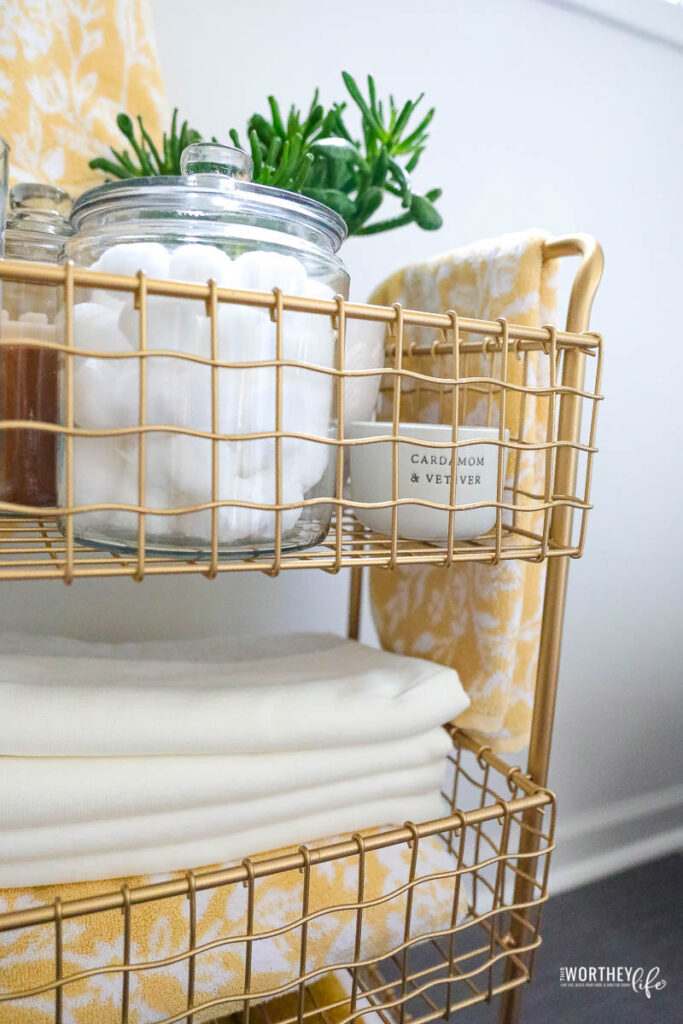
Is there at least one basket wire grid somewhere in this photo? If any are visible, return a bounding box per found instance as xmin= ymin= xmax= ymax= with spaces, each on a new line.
xmin=0 ymin=256 xmax=602 ymax=582
xmin=0 ymin=729 xmax=555 ymax=1024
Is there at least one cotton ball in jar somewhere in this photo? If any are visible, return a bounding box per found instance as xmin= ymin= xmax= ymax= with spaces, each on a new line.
xmin=94 ymin=243 xmax=171 ymax=280
xmin=119 ymin=299 xmax=204 ymax=357
xmin=151 ymin=355 xmax=212 ymax=433
xmin=88 ymin=243 xmax=171 ymax=314
xmin=73 ymin=301 xmax=131 ymax=353
xmin=282 ymin=435 xmax=333 ymax=495
xmin=71 ymin=436 xmax=138 ymax=537
xmin=282 ymin=278 xmax=336 ymax=366
xmin=343 ymin=319 xmax=386 ymax=426
xmin=72 ymin=304 xmax=139 ymax=430
xmin=168 ymin=243 xmax=235 ymax=287
xmin=221 ymin=364 xmax=277 ymax=438
xmin=218 ymin=301 xmax=274 ymax=366
xmin=231 ymin=470 xmax=304 ymax=541
xmin=232 ymin=250 xmax=308 ymax=296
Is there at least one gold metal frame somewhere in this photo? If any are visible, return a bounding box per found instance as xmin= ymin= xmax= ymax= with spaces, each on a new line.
xmin=0 ymin=234 xmax=603 ymax=1024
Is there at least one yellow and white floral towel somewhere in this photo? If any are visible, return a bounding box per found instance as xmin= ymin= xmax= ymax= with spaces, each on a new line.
xmin=0 ymin=0 xmax=167 ymax=194
xmin=0 ymin=830 xmax=468 ymax=1024
xmin=369 ymin=229 xmax=558 ymax=753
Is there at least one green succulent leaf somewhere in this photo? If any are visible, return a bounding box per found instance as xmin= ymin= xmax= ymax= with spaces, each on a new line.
xmin=410 ymin=193 xmax=443 ymax=230
xmin=92 ymin=76 xmax=442 ymax=236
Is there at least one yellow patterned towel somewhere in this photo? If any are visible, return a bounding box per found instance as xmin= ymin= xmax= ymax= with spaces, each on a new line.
xmin=0 ymin=0 xmax=167 ymax=194
xmin=369 ymin=229 xmax=558 ymax=753
xmin=0 ymin=830 xmax=467 ymax=1024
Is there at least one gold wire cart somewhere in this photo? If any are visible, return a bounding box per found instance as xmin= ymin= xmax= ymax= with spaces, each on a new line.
xmin=0 ymin=233 xmax=603 ymax=1024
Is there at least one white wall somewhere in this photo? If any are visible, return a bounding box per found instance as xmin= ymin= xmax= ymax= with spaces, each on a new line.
xmin=3 ymin=0 xmax=681 ymax=887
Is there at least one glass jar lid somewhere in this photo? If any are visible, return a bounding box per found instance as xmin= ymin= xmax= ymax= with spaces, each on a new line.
xmin=70 ymin=145 xmax=347 ymax=254
xmin=5 ymin=183 xmax=73 ymax=260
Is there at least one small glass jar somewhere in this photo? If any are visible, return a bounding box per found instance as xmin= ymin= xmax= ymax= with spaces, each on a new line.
xmin=0 ymin=183 xmax=72 ymax=509
xmin=63 ymin=148 xmax=348 ymax=557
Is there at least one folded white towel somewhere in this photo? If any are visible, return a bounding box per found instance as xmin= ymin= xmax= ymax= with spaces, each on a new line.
xmin=0 ymin=632 xmax=469 ymax=756
xmin=0 ymin=729 xmax=451 ymax=828
xmin=0 ymin=789 xmax=447 ymax=887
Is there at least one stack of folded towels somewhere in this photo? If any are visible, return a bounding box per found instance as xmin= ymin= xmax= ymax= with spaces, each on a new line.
xmin=0 ymin=631 xmax=470 ymax=888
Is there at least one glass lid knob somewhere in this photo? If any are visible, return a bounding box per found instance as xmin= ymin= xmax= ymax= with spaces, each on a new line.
xmin=180 ymin=143 xmax=253 ymax=181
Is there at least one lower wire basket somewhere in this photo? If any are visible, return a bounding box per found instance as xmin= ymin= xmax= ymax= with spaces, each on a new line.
xmin=0 ymin=730 xmax=555 ymax=1024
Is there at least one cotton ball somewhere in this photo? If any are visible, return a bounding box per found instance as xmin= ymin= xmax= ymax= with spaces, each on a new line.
xmin=235 ymin=437 xmax=274 ymax=477
xmin=85 ymin=255 xmax=128 ymax=313
xmin=223 ymin=364 xmax=277 ymax=437
xmin=73 ymin=354 xmax=139 ymax=430
xmin=218 ymin=301 xmax=273 ymax=364
xmin=169 ymin=244 xmax=234 ymax=286
xmin=283 ymin=435 xmax=333 ymax=495
xmin=145 ymin=356 xmax=212 ymax=432
xmin=222 ymin=470 xmax=303 ymax=542
xmin=283 ymin=368 xmax=333 ymax=439
xmin=132 ymin=432 xmax=175 ymax=501
xmin=94 ymin=243 xmax=170 ymax=281
xmin=119 ymin=300 xmax=203 ymax=356
xmin=72 ymin=303 xmax=138 ymax=428
xmin=71 ymin=436 xmax=137 ymax=540
xmin=343 ymin=319 xmax=386 ymax=425
xmin=232 ymin=250 xmax=308 ymax=296
xmin=168 ymin=436 xmax=239 ymax=506
xmin=282 ymin=277 xmax=336 ymax=364
xmin=89 ymin=289 xmax=126 ymax=315
xmin=305 ymin=279 xmax=336 ymax=302
xmin=73 ymin=302 xmax=131 ymax=353
xmin=282 ymin=317 xmax=335 ymax=368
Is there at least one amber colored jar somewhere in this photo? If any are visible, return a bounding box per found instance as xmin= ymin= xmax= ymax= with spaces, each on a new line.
xmin=0 ymin=183 xmax=72 ymax=509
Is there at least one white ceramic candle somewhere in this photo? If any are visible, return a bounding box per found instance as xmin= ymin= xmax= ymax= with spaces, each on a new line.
xmin=347 ymin=421 xmax=508 ymax=542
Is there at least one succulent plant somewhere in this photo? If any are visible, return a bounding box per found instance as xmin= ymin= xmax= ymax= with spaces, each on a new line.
xmin=90 ymin=73 xmax=442 ymax=236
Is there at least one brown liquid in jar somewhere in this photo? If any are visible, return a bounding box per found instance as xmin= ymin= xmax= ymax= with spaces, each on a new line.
xmin=0 ymin=317 xmax=59 ymax=508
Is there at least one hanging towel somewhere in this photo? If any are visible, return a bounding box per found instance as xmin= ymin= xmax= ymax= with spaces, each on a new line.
xmin=0 ymin=0 xmax=167 ymax=194
xmin=0 ymin=829 xmax=469 ymax=1024
xmin=0 ymin=631 xmax=469 ymax=756
xmin=369 ymin=229 xmax=558 ymax=753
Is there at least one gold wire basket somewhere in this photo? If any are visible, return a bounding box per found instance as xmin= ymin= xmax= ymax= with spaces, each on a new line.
xmin=0 ymin=235 xmax=603 ymax=1024
xmin=0 ymin=729 xmax=555 ymax=1024
xmin=0 ymin=250 xmax=602 ymax=582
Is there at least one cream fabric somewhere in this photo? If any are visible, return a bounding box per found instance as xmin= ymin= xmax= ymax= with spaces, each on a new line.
xmin=1 ymin=730 xmax=451 ymax=828
xmin=369 ymin=230 xmax=558 ymax=752
xmin=0 ymin=631 xmax=469 ymax=756
xmin=0 ymin=0 xmax=167 ymax=194
xmin=0 ymin=766 xmax=446 ymax=887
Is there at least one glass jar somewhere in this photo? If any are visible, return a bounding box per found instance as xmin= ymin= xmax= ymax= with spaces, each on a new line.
xmin=0 ymin=183 xmax=72 ymax=509
xmin=63 ymin=147 xmax=348 ymax=557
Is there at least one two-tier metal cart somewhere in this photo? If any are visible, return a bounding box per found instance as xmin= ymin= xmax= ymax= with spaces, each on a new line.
xmin=0 ymin=233 xmax=603 ymax=1024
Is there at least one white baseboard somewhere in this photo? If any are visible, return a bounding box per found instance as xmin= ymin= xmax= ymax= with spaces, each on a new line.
xmin=549 ymin=783 xmax=683 ymax=893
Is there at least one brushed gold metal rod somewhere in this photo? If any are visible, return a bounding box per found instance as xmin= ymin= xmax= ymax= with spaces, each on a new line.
xmin=0 ymin=258 xmax=599 ymax=347
xmin=498 ymin=233 xmax=603 ymax=1024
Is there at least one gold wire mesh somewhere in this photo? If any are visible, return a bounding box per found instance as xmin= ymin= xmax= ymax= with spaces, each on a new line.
xmin=0 ymin=729 xmax=555 ymax=1024
xmin=0 ymin=258 xmax=603 ymax=582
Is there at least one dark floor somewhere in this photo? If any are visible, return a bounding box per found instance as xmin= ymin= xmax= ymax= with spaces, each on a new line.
xmin=458 ymin=853 xmax=682 ymax=1023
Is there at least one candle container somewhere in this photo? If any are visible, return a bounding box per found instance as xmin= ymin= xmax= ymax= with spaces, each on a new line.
xmin=347 ymin=421 xmax=508 ymax=542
